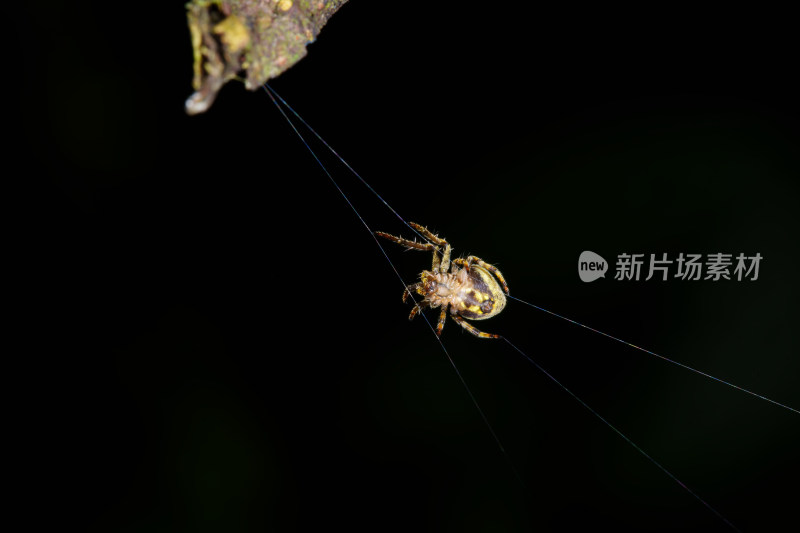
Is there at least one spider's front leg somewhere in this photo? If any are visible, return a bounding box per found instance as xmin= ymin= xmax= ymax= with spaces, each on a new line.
xmin=375 ymin=224 xmax=452 ymax=273
xmin=376 ymin=229 xmax=443 ymax=269
xmin=375 ymin=231 xmax=437 ymax=252
xmin=409 ymin=222 xmax=451 ymax=273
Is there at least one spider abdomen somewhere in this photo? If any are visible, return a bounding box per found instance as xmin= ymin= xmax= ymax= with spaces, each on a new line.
xmin=453 ymin=266 xmax=507 ymax=320
xmin=422 ymin=266 xmax=506 ymax=321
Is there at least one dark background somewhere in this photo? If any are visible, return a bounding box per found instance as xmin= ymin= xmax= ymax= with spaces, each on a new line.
xmin=19 ymin=2 xmax=799 ymax=532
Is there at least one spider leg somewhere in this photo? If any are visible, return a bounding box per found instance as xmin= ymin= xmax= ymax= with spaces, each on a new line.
xmin=438 ymin=243 xmax=451 ymax=274
xmin=409 ymin=222 xmax=448 ymax=246
xmin=408 ymin=300 xmax=429 ymax=320
xmin=408 ymin=223 xmax=453 ymax=273
xmin=436 ymin=304 xmax=449 ymax=336
xmin=376 ymin=226 xmax=450 ymax=273
xmin=375 ymin=231 xmax=436 ymax=252
xmin=450 ymin=314 xmax=501 ymax=339
xmin=402 ymin=283 xmax=421 ymax=303
xmin=452 ymin=256 xmax=509 ymax=294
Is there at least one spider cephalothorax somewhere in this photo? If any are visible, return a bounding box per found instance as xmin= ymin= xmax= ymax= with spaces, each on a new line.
xmin=376 ymin=222 xmax=509 ymax=339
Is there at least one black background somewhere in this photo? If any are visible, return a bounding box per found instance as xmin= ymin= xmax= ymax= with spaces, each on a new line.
xmin=19 ymin=2 xmax=799 ymax=532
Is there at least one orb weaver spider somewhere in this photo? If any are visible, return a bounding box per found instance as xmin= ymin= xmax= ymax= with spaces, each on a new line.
xmin=376 ymin=222 xmax=510 ymax=339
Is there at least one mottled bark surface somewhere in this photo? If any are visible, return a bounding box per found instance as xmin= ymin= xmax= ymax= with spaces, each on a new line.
xmin=186 ymin=0 xmax=347 ymax=114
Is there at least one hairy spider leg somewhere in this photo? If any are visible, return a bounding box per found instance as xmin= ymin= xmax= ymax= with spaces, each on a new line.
xmin=408 ymin=222 xmax=448 ymax=246
xmin=450 ymin=314 xmax=501 ymax=339
xmin=452 ymin=256 xmax=510 ymax=294
xmin=408 ymin=300 xmax=429 ymax=320
xmin=375 ymin=229 xmax=450 ymax=273
xmin=408 ymin=222 xmax=451 ymax=273
xmin=402 ymin=283 xmax=421 ymax=303
xmin=375 ymin=231 xmax=436 ymax=252
xmin=437 ymin=305 xmax=449 ymax=336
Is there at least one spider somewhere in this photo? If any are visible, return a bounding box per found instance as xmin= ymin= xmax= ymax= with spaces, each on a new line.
xmin=376 ymin=222 xmax=509 ymax=339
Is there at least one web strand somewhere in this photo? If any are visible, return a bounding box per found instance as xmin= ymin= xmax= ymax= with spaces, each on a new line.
xmin=264 ymin=85 xmax=429 ymax=244
xmin=502 ymin=337 xmax=741 ymax=532
xmin=506 ymin=295 xmax=798 ymax=415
